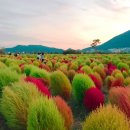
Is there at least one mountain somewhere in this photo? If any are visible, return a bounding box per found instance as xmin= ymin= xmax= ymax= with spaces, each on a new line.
xmin=5 ymin=45 xmax=64 ymax=53
xmin=83 ymin=30 xmax=130 ymax=52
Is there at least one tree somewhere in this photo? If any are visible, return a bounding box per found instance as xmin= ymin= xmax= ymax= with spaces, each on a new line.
xmin=91 ymin=39 xmax=101 ymax=53
xmin=0 ymin=48 xmax=5 ymax=54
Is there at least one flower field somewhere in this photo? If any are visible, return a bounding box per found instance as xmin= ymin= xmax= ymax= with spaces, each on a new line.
xmin=0 ymin=53 xmax=130 ymax=130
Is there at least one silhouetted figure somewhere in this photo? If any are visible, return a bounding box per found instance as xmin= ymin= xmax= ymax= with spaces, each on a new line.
xmin=37 ymin=52 xmax=41 ymax=61
xmin=41 ymin=52 xmax=44 ymax=62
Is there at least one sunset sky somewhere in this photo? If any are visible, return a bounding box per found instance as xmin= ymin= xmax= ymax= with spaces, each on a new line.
xmin=0 ymin=0 xmax=130 ymax=49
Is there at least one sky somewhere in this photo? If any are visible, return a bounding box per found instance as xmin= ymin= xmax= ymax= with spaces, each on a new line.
xmin=0 ymin=0 xmax=130 ymax=49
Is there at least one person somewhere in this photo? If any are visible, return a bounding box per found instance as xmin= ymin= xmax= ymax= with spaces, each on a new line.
xmin=37 ymin=52 xmax=41 ymax=61
xmin=41 ymin=52 xmax=44 ymax=62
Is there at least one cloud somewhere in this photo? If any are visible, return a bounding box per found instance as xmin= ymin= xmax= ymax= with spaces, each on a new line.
xmin=0 ymin=0 xmax=130 ymax=49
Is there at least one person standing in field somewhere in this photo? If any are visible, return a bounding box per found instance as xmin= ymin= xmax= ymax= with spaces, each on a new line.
xmin=37 ymin=52 xmax=41 ymax=61
xmin=41 ymin=52 xmax=44 ymax=62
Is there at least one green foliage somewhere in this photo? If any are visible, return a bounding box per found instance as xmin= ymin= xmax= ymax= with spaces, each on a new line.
xmin=122 ymin=71 xmax=129 ymax=78
xmin=9 ymin=65 xmax=21 ymax=74
xmin=0 ymin=61 xmax=6 ymax=68
xmin=82 ymin=105 xmax=130 ymax=130
xmin=0 ymin=81 xmax=41 ymax=130
xmin=72 ymin=74 xmax=95 ymax=102
xmin=30 ymin=66 xmax=50 ymax=83
xmin=117 ymin=62 xmax=129 ymax=70
xmin=24 ymin=65 xmax=35 ymax=76
xmin=33 ymin=61 xmax=40 ymax=66
xmin=46 ymin=61 xmax=53 ymax=70
xmin=111 ymin=69 xmax=122 ymax=77
xmin=0 ymin=68 xmax=19 ymax=94
xmin=5 ymin=58 xmax=17 ymax=66
xmin=54 ymin=62 xmax=61 ymax=70
xmin=93 ymin=66 xmax=106 ymax=79
xmin=50 ymin=71 xmax=72 ymax=99
xmin=114 ymin=73 xmax=124 ymax=81
xmin=63 ymin=49 xmax=81 ymax=54
xmin=124 ymin=77 xmax=130 ymax=86
xmin=105 ymin=76 xmax=115 ymax=89
xmin=67 ymin=69 xmax=76 ymax=82
xmin=69 ymin=63 xmax=78 ymax=71
xmin=27 ymin=97 xmax=66 ymax=130
xmin=90 ymin=62 xmax=97 ymax=68
xmin=81 ymin=65 xmax=93 ymax=74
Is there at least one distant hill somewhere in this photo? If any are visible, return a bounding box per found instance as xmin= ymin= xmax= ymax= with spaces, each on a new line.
xmin=83 ymin=30 xmax=130 ymax=52
xmin=5 ymin=45 xmax=64 ymax=53
xmin=4 ymin=30 xmax=130 ymax=53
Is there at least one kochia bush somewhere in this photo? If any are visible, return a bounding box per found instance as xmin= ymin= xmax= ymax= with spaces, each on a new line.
xmin=0 ymin=81 xmax=42 ymax=130
xmin=27 ymin=97 xmax=66 ymax=130
xmin=30 ymin=66 xmax=50 ymax=85
xmin=89 ymin=74 xmax=102 ymax=89
xmin=83 ymin=88 xmax=104 ymax=110
xmin=25 ymin=76 xmax=51 ymax=97
xmin=53 ymin=96 xmax=73 ymax=130
xmin=82 ymin=105 xmax=130 ymax=130
xmin=50 ymin=71 xmax=72 ymax=100
xmin=72 ymin=74 xmax=95 ymax=103
xmin=109 ymin=87 xmax=130 ymax=118
xmin=0 ymin=68 xmax=19 ymax=95
xmin=117 ymin=62 xmax=129 ymax=71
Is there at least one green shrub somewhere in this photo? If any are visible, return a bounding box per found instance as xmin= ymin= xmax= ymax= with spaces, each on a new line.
xmin=30 ymin=67 xmax=50 ymax=84
xmin=122 ymin=71 xmax=129 ymax=78
xmin=24 ymin=65 xmax=35 ymax=76
xmin=0 ymin=68 xmax=19 ymax=95
xmin=0 ymin=81 xmax=41 ymax=130
xmin=72 ymin=74 xmax=95 ymax=102
xmin=69 ymin=63 xmax=78 ymax=71
xmin=0 ymin=61 xmax=6 ymax=68
xmin=111 ymin=69 xmax=122 ymax=77
xmin=81 ymin=65 xmax=93 ymax=75
xmin=50 ymin=71 xmax=72 ymax=100
xmin=93 ymin=66 xmax=106 ymax=79
xmin=27 ymin=97 xmax=66 ymax=130
xmin=90 ymin=62 xmax=97 ymax=68
xmin=9 ymin=65 xmax=21 ymax=74
xmin=33 ymin=61 xmax=40 ymax=66
xmin=82 ymin=105 xmax=130 ymax=130
xmin=124 ymin=77 xmax=130 ymax=86
xmin=46 ymin=61 xmax=53 ymax=70
xmin=117 ymin=62 xmax=129 ymax=70
xmin=5 ymin=59 xmax=17 ymax=66
xmin=67 ymin=69 xmax=76 ymax=82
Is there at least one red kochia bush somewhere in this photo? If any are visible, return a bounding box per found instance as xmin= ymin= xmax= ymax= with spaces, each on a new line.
xmin=39 ymin=64 xmax=51 ymax=72
xmin=107 ymin=63 xmax=117 ymax=75
xmin=25 ymin=76 xmax=51 ymax=97
xmin=53 ymin=96 xmax=73 ymax=130
xmin=89 ymin=74 xmax=102 ymax=89
xmin=109 ymin=87 xmax=130 ymax=118
xmin=111 ymin=78 xmax=124 ymax=88
xmin=19 ymin=63 xmax=24 ymax=72
xmin=83 ymin=87 xmax=104 ymax=110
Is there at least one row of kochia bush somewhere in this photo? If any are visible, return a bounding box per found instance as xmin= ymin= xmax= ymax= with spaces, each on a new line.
xmin=0 ymin=55 xmax=130 ymax=129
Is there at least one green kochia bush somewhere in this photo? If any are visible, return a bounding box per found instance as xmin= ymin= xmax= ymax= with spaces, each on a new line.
xmin=0 ymin=61 xmax=7 ymax=68
xmin=50 ymin=71 xmax=72 ymax=100
xmin=82 ymin=105 xmax=130 ymax=130
xmin=27 ymin=97 xmax=66 ymax=130
xmin=0 ymin=81 xmax=42 ymax=130
xmin=72 ymin=74 xmax=95 ymax=103
xmin=9 ymin=65 xmax=21 ymax=74
xmin=30 ymin=66 xmax=50 ymax=84
xmin=0 ymin=68 xmax=19 ymax=94
xmin=81 ymin=65 xmax=93 ymax=75
xmin=24 ymin=65 xmax=35 ymax=76
xmin=117 ymin=62 xmax=129 ymax=71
